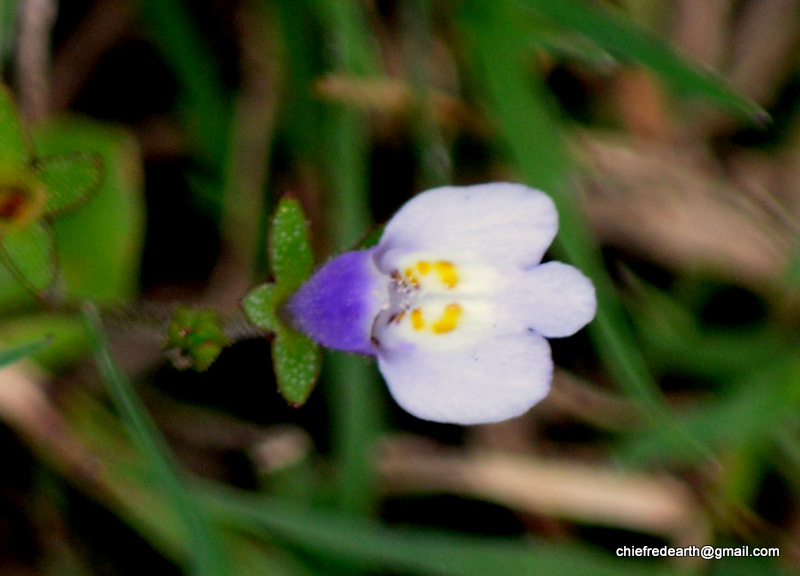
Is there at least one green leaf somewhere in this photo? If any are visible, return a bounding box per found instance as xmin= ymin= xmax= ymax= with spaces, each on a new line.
xmin=0 ymin=221 xmax=55 ymax=293
xmin=0 ymin=335 xmax=51 ymax=368
xmin=272 ymin=327 xmax=321 ymax=406
xmin=202 ymin=484 xmax=669 ymax=576
xmin=519 ymin=0 xmax=768 ymax=123
xmin=34 ymin=117 xmax=145 ymax=301
xmin=242 ymin=282 xmax=281 ymax=333
xmin=0 ymin=84 xmax=29 ymax=174
xmin=270 ymin=197 xmax=314 ymax=293
xmin=35 ymin=152 xmax=103 ymax=216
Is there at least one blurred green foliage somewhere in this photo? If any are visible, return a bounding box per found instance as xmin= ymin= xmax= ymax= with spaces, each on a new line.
xmin=1 ymin=1 xmax=798 ymax=575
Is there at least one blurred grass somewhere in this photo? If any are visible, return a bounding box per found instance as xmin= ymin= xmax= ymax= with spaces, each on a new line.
xmin=309 ymin=0 xmax=385 ymax=518
xmin=202 ymin=482 xmax=670 ymax=576
xmin=85 ymin=304 xmax=230 ymax=576
xmin=0 ymin=0 xmax=16 ymax=68
xmin=460 ymin=0 xmax=696 ymax=449
xmin=520 ymin=0 xmax=767 ymax=122
xmin=1 ymin=0 xmax=798 ymax=574
xmin=134 ymin=0 xmax=233 ymax=216
xmin=0 ymin=334 xmax=50 ymax=367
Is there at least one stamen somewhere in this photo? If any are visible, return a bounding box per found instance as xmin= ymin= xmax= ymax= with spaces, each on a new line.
xmin=404 ymin=268 xmax=419 ymax=287
xmin=411 ymin=308 xmax=425 ymax=331
xmin=432 ymin=303 xmax=462 ymax=334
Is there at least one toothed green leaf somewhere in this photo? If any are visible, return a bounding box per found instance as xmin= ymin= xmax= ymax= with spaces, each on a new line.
xmin=36 ymin=152 xmax=103 ymax=216
xmin=34 ymin=117 xmax=144 ymax=301
xmin=272 ymin=327 xmax=321 ymax=406
xmin=242 ymin=283 xmax=282 ymax=333
xmin=0 ymin=221 xmax=55 ymax=293
xmin=270 ymin=197 xmax=314 ymax=293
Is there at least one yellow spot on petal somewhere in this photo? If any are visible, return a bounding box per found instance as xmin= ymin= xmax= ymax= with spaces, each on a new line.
xmin=432 ymin=303 xmax=462 ymax=334
xmin=417 ymin=261 xmax=431 ymax=275
xmin=435 ymin=261 xmax=458 ymax=288
xmin=404 ymin=267 xmax=419 ymax=287
xmin=411 ymin=308 xmax=425 ymax=331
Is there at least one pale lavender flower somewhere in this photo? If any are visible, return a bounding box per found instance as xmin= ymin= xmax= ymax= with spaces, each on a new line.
xmin=286 ymin=183 xmax=596 ymax=424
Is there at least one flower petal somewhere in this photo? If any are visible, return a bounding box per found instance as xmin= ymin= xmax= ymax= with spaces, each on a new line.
xmin=375 ymin=183 xmax=558 ymax=271
xmin=499 ymin=261 xmax=597 ymax=338
xmin=377 ymin=330 xmax=553 ymax=424
xmin=285 ymin=249 xmax=385 ymax=356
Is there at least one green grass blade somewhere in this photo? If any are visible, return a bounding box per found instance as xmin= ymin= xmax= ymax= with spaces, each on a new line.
xmin=621 ymin=356 xmax=800 ymax=465
xmin=519 ymin=0 xmax=768 ymax=123
xmin=0 ymin=1 xmax=17 ymax=68
xmin=83 ymin=304 xmax=230 ymax=576
xmin=312 ymin=0 xmax=384 ymax=518
xmin=0 ymin=335 xmax=51 ymax=368
xmin=461 ymin=0 xmax=648 ymax=397
xmin=460 ymin=0 xmax=711 ymax=459
xmin=200 ymin=483 xmax=670 ymax=576
xmin=135 ymin=0 xmax=232 ymax=175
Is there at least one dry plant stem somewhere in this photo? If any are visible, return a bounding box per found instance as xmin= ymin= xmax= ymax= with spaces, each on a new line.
xmin=672 ymin=0 xmax=731 ymax=69
xmin=207 ymin=3 xmax=279 ymax=307
xmin=314 ymin=74 xmax=487 ymax=138
xmin=468 ymin=371 xmax=639 ymax=454
xmin=16 ymin=0 xmax=57 ymax=125
xmin=0 ymin=371 xmax=187 ymax=559
xmin=726 ymin=0 xmax=800 ymax=110
xmin=0 ymin=364 xmax=101 ymax=488
xmin=613 ymin=68 xmax=673 ymax=139
xmin=379 ymin=436 xmax=710 ymax=552
xmin=688 ymin=0 xmax=799 ymax=138
xmin=544 ymin=369 xmax=641 ymax=431
xmin=50 ymin=0 xmax=132 ymax=112
xmin=580 ymin=132 xmax=792 ymax=291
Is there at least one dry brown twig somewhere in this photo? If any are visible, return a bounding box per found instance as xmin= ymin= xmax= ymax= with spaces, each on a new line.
xmin=379 ymin=434 xmax=711 ymax=554
xmin=16 ymin=0 xmax=57 ymax=124
xmin=578 ymin=132 xmax=793 ymax=292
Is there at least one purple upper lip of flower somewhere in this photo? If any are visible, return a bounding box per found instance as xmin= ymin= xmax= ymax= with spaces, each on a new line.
xmin=285 ymin=183 xmax=597 ymax=425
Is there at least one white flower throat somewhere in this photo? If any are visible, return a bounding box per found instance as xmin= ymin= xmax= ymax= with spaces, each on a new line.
xmin=390 ymin=259 xmax=463 ymax=334
xmin=375 ymin=252 xmax=498 ymax=348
